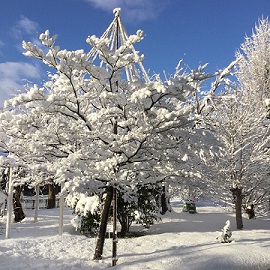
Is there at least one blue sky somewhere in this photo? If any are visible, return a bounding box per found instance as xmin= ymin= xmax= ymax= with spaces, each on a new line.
xmin=0 ymin=0 xmax=269 ymax=107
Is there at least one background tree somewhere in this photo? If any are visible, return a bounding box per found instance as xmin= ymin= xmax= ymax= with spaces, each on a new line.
xmin=235 ymin=18 xmax=270 ymax=214
xmin=201 ymin=19 xmax=270 ymax=229
xmin=235 ymin=18 xmax=270 ymax=103
xmin=205 ymin=88 xmax=270 ymax=228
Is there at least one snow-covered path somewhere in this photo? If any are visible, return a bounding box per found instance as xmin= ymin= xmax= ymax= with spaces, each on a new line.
xmin=0 ymin=202 xmax=269 ymax=269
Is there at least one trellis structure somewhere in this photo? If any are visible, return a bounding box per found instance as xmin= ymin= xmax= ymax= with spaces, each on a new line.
xmin=88 ymin=7 xmax=150 ymax=83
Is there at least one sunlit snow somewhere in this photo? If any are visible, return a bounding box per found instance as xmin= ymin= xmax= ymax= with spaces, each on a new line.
xmin=0 ymin=200 xmax=269 ymax=270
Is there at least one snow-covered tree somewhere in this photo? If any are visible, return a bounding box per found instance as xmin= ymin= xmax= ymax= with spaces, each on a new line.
xmin=203 ymin=19 xmax=270 ymax=229
xmin=0 ymin=9 xmax=237 ymax=260
xmin=234 ymin=18 xmax=270 ymax=214
xmin=216 ymin=220 xmax=232 ymax=243
xmin=205 ymin=88 xmax=270 ymax=228
xmin=235 ymin=18 xmax=270 ymax=103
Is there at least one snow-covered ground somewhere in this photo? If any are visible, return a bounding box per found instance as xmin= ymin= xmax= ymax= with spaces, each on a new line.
xmin=0 ymin=200 xmax=269 ymax=270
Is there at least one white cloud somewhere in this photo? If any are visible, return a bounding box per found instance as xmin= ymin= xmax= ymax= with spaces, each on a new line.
xmin=86 ymin=0 xmax=168 ymax=21
xmin=0 ymin=62 xmax=41 ymax=107
xmin=18 ymin=16 xmax=39 ymax=35
xmin=10 ymin=17 xmax=43 ymax=55
xmin=87 ymin=0 xmax=118 ymax=11
xmin=12 ymin=16 xmax=39 ymax=39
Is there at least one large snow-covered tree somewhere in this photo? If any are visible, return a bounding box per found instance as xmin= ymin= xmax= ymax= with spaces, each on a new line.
xmin=1 ymin=9 xmax=237 ymax=260
xmin=205 ymin=88 xmax=270 ymax=228
xmin=234 ymin=18 xmax=270 ymax=213
xmin=235 ymin=18 xmax=270 ymax=103
xmin=202 ymin=19 xmax=270 ymax=229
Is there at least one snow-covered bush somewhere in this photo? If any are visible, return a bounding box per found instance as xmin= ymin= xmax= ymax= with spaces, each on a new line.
xmin=217 ymin=220 xmax=232 ymax=243
xmin=66 ymin=193 xmax=101 ymax=235
xmin=117 ymin=183 xmax=162 ymax=236
xmin=116 ymin=190 xmax=137 ymax=236
xmin=245 ymin=204 xmax=255 ymax=219
xmin=134 ymin=184 xmax=162 ymax=228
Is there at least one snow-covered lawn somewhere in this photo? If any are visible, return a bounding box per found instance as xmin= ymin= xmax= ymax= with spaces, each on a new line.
xmin=0 ymin=200 xmax=269 ymax=270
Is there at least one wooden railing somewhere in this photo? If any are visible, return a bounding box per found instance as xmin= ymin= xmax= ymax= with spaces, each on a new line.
xmin=22 ymin=195 xmax=61 ymax=209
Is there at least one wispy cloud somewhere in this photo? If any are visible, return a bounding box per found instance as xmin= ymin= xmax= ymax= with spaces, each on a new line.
xmin=85 ymin=0 xmax=169 ymax=21
xmin=0 ymin=62 xmax=41 ymax=107
xmin=0 ymin=40 xmax=5 ymax=56
xmin=11 ymin=16 xmax=39 ymax=39
xmin=10 ymin=16 xmax=43 ymax=55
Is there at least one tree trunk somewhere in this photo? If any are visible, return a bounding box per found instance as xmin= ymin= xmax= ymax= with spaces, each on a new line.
xmin=1 ymin=168 xmax=9 ymax=191
xmin=160 ymin=185 xmax=168 ymax=215
xmin=230 ymin=187 xmax=243 ymax=229
xmin=13 ymin=186 xmax=25 ymax=222
xmin=117 ymin=193 xmax=131 ymax=238
xmin=119 ymin=216 xmax=128 ymax=238
xmin=93 ymin=186 xmax=113 ymax=260
xmin=47 ymin=183 xmax=56 ymax=209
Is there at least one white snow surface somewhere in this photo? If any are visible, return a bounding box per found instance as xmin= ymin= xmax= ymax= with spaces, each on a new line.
xmin=0 ymin=200 xmax=269 ymax=270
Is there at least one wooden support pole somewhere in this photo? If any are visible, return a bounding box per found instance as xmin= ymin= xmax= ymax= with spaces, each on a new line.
xmin=59 ymin=181 xmax=65 ymax=235
xmin=112 ymin=186 xmax=118 ymax=266
xmin=34 ymin=184 xmax=40 ymax=223
xmin=6 ymin=168 xmax=13 ymax=239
